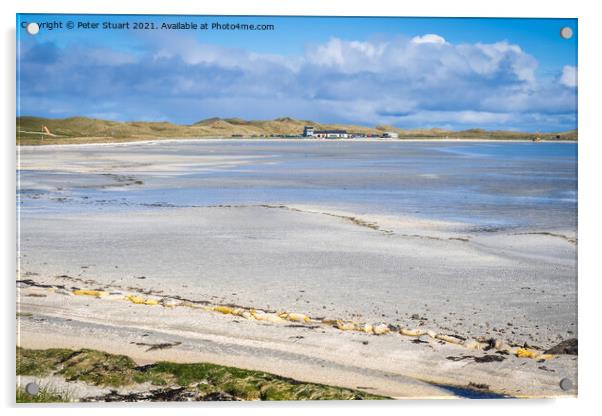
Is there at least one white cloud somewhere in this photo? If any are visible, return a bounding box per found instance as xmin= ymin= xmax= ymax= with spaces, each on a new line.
xmin=17 ymin=34 xmax=577 ymax=131
xmin=560 ymin=65 xmax=577 ymax=88
xmin=411 ymin=34 xmax=446 ymax=44
xmin=457 ymin=42 xmax=537 ymax=83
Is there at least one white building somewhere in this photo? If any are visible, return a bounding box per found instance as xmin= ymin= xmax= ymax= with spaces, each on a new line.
xmin=313 ymin=129 xmax=348 ymax=138
xmin=303 ymin=126 xmax=315 ymax=137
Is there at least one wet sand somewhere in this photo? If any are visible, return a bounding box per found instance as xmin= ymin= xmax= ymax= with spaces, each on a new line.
xmin=16 ymin=140 xmax=577 ymax=398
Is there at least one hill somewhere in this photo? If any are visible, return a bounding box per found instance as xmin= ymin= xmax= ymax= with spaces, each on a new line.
xmin=16 ymin=116 xmax=577 ymax=145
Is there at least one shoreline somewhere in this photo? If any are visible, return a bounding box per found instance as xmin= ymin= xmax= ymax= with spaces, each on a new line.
xmin=16 ymin=136 xmax=578 ymax=149
xmin=17 ymin=270 xmax=577 ymax=399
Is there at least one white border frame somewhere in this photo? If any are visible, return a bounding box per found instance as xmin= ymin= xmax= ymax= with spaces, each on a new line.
xmin=3 ymin=1 xmax=600 ymax=415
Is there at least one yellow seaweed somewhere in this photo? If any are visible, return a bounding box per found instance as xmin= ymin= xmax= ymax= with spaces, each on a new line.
xmin=373 ymin=324 xmax=390 ymax=335
xmin=516 ymin=348 xmax=539 ymax=359
xmin=126 ymin=294 xmax=159 ymax=306
xmin=515 ymin=348 xmax=550 ymax=359
xmin=252 ymin=311 xmax=286 ymax=323
xmin=400 ymin=328 xmax=425 ymax=337
xmin=265 ymin=314 xmax=286 ymax=323
xmin=335 ymin=320 xmax=358 ymax=331
xmin=211 ymin=305 xmax=235 ymax=315
xmin=435 ymin=334 xmax=463 ymax=345
xmin=72 ymin=289 xmax=106 ymax=298
xmin=160 ymin=298 xmax=180 ymax=308
xmin=361 ymin=324 xmax=373 ymax=333
xmin=279 ymin=312 xmax=311 ymax=323
xmin=64 ymin=285 xmax=537 ymax=360
xmin=242 ymin=310 xmax=255 ymax=320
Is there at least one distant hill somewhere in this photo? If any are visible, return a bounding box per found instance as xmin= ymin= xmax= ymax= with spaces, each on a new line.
xmin=16 ymin=116 xmax=577 ymax=145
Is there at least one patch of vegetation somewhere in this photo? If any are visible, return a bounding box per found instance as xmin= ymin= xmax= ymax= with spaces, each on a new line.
xmin=16 ymin=386 xmax=71 ymax=403
xmin=17 ymin=347 xmax=74 ymax=377
xmin=16 ymin=347 xmax=387 ymax=401
xmin=143 ymin=361 xmax=380 ymax=400
xmin=58 ymin=350 xmax=141 ymax=387
xmin=17 ymin=347 xmax=141 ymax=387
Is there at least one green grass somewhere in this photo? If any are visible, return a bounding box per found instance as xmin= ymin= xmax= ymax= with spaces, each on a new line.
xmin=16 ymin=347 xmax=75 ymax=377
xmin=16 ymin=386 xmax=71 ymax=403
xmin=16 ymin=347 xmax=387 ymax=401
xmin=17 ymin=347 xmax=142 ymax=387
xmin=142 ymin=361 xmax=379 ymax=400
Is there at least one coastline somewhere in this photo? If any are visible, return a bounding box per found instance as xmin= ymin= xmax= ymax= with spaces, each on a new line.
xmin=16 ymin=136 xmax=578 ymax=149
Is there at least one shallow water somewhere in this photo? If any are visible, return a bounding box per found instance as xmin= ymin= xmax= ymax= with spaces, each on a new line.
xmin=18 ymin=140 xmax=577 ymax=231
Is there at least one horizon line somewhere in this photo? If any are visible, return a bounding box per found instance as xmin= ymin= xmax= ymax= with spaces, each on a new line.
xmin=16 ymin=115 xmax=577 ymax=134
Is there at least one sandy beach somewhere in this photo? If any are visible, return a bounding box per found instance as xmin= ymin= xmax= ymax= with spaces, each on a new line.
xmin=17 ymin=140 xmax=577 ymax=399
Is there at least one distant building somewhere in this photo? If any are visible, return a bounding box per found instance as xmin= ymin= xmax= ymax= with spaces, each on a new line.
xmin=303 ymin=126 xmax=315 ymax=137
xmin=313 ymin=129 xmax=348 ymax=139
xmin=382 ymin=131 xmax=399 ymax=138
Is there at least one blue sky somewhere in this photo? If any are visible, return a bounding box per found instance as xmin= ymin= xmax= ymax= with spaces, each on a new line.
xmin=17 ymin=14 xmax=577 ymax=131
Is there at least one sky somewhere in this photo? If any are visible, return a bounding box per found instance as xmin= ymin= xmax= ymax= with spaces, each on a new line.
xmin=17 ymin=14 xmax=578 ymax=132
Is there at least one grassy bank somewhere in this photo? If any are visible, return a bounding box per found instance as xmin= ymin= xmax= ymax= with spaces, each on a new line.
xmin=16 ymin=347 xmax=388 ymax=402
xmin=16 ymin=386 xmax=71 ymax=403
xmin=17 ymin=116 xmax=577 ymax=145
